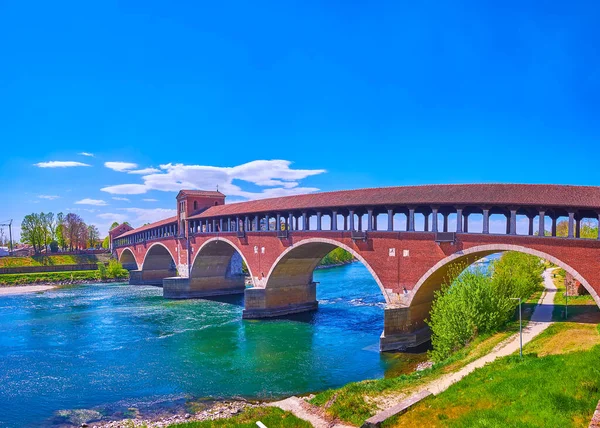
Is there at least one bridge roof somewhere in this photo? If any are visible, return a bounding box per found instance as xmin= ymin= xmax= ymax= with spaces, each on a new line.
xmin=187 ymin=184 xmax=600 ymax=218
xmin=118 ymin=216 xmax=177 ymax=238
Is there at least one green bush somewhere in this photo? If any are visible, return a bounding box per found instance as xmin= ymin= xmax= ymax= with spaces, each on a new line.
xmin=106 ymin=259 xmax=124 ymax=278
xmin=320 ymin=248 xmax=354 ymax=266
xmin=97 ymin=262 xmax=108 ymax=280
xmin=49 ymin=241 xmax=59 ymax=253
xmin=427 ymin=252 xmax=544 ymax=362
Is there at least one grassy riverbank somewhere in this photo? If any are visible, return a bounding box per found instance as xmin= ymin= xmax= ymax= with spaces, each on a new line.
xmin=386 ymin=322 xmax=600 ymax=427
xmin=0 ymin=254 xmax=110 ymax=268
xmin=307 ymin=321 xmax=527 ymax=425
xmin=0 ymin=269 xmax=128 ymax=286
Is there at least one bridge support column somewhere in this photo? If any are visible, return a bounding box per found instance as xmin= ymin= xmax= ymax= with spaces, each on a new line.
xmin=242 ymin=283 xmax=318 ymax=318
xmin=482 ymin=208 xmax=490 ymax=234
xmin=129 ymin=269 xmax=177 ymax=286
xmin=163 ymin=275 xmax=245 ymax=299
xmin=380 ymin=303 xmax=431 ymax=351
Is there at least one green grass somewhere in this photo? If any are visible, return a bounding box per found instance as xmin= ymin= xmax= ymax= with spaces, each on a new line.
xmin=0 ymin=254 xmax=109 ymax=268
xmin=309 ymin=285 xmax=545 ymax=425
xmin=385 ymin=329 xmax=600 ymax=427
xmin=167 ymin=407 xmax=310 ymax=428
xmin=551 ymin=269 xmax=598 ymax=321
xmin=308 ymin=325 xmax=525 ymax=426
xmin=0 ymin=269 xmax=128 ymax=285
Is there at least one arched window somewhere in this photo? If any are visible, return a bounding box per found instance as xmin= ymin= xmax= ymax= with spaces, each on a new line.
xmin=215 ymin=201 xmax=219 ymax=206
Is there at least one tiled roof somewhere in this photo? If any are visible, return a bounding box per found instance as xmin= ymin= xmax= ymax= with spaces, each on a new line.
xmin=118 ymin=216 xmax=178 ymax=238
xmin=177 ymin=190 xmax=225 ymax=198
xmin=186 ymin=184 xmax=600 ymax=219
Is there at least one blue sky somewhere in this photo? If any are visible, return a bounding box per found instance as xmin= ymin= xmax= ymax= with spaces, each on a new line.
xmin=1 ymin=1 xmax=599 ymax=239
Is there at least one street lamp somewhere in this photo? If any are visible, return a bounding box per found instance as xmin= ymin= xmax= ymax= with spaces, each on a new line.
xmin=565 ymin=288 xmax=569 ymax=319
xmin=510 ymin=297 xmax=523 ymax=358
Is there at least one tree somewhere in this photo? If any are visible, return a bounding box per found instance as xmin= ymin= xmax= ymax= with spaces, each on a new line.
xmin=102 ymin=236 xmax=110 ymax=249
xmin=64 ymin=213 xmax=86 ymax=251
xmin=56 ymin=212 xmax=67 ymax=251
xmin=21 ymin=213 xmax=44 ymax=253
xmin=87 ymin=225 xmax=100 ymax=248
xmin=40 ymin=212 xmax=54 ymax=252
xmin=49 ymin=240 xmax=59 ymax=253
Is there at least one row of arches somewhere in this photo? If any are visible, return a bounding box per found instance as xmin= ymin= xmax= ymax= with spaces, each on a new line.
xmin=121 ymin=238 xmax=600 ymax=311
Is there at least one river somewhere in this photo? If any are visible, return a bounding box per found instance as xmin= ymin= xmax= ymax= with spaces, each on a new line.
xmin=0 ymin=262 xmax=428 ymax=427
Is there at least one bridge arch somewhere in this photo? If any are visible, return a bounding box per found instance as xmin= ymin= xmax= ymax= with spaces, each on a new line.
xmin=163 ymin=238 xmax=249 ymax=299
xmin=408 ymin=244 xmax=600 ymax=309
xmin=244 ymin=237 xmax=390 ymax=318
xmin=136 ymin=242 xmax=178 ymax=286
xmin=379 ymin=243 xmax=600 ymax=351
xmin=118 ymin=248 xmax=138 ymax=270
xmin=264 ymin=237 xmax=391 ymax=303
xmin=191 ymin=238 xmax=252 ymax=289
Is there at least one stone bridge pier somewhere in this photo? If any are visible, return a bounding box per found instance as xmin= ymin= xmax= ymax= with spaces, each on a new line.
xmin=163 ymin=241 xmax=245 ymax=299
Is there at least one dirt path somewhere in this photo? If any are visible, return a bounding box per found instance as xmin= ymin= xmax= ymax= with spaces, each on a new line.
xmin=0 ymin=285 xmax=56 ymax=296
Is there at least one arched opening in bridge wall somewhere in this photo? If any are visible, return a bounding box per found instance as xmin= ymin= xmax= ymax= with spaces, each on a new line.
xmin=118 ymin=248 xmax=138 ymax=271
xmin=380 ymin=244 xmax=600 ymax=351
xmin=164 ymin=238 xmax=249 ymax=299
xmin=131 ymin=243 xmax=177 ymax=286
xmin=243 ymin=238 xmax=390 ymax=319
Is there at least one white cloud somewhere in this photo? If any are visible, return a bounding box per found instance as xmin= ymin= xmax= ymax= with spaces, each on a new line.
xmin=100 ymin=159 xmax=326 ymax=199
xmin=101 ymin=184 xmax=147 ymax=195
xmin=38 ymin=195 xmax=60 ymax=200
xmin=79 ymin=152 xmax=94 ymax=157
xmin=75 ymin=198 xmax=108 ymax=206
xmin=128 ymin=167 xmax=161 ymax=175
xmin=142 ymin=198 xmax=158 ymax=202
xmin=34 ymin=161 xmax=91 ymax=168
xmin=112 ymin=197 xmax=130 ymax=202
xmin=105 ymin=161 xmax=138 ymax=172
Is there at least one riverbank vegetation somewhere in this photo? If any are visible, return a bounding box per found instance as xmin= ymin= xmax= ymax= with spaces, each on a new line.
xmin=428 ymin=252 xmax=544 ymax=362
xmin=319 ymin=247 xmax=354 ymax=267
xmin=0 ymin=253 xmax=110 ymax=268
xmin=0 ymin=261 xmax=128 ymax=286
xmin=96 ymin=260 xmax=129 ymax=280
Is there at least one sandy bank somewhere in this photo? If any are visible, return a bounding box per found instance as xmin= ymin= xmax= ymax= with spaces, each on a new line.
xmin=0 ymin=285 xmax=56 ymax=296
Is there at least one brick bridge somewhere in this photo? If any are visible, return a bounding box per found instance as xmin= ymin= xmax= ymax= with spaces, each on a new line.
xmin=111 ymin=184 xmax=600 ymax=351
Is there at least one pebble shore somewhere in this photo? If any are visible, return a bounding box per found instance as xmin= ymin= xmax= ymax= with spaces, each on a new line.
xmin=77 ymin=400 xmax=257 ymax=428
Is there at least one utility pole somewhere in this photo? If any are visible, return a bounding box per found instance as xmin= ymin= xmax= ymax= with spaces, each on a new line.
xmin=0 ymin=220 xmax=13 ymax=255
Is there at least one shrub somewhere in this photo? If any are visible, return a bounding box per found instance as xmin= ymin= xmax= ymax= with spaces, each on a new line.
xmin=320 ymin=248 xmax=354 ymax=266
xmin=97 ymin=262 xmax=108 ymax=280
xmin=49 ymin=241 xmax=59 ymax=253
xmin=106 ymin=259 xmax=125 ymax=278
xmin=427 ymin=252 xmax=544 ymax=362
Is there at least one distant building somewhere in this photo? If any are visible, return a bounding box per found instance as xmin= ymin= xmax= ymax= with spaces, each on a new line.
xmin=0 ymin=247 xmax=8 ymax=256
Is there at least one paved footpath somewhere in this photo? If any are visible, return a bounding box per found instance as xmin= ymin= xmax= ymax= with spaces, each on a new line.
xmin=272 ymin=268 xmax=558 ymax=427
